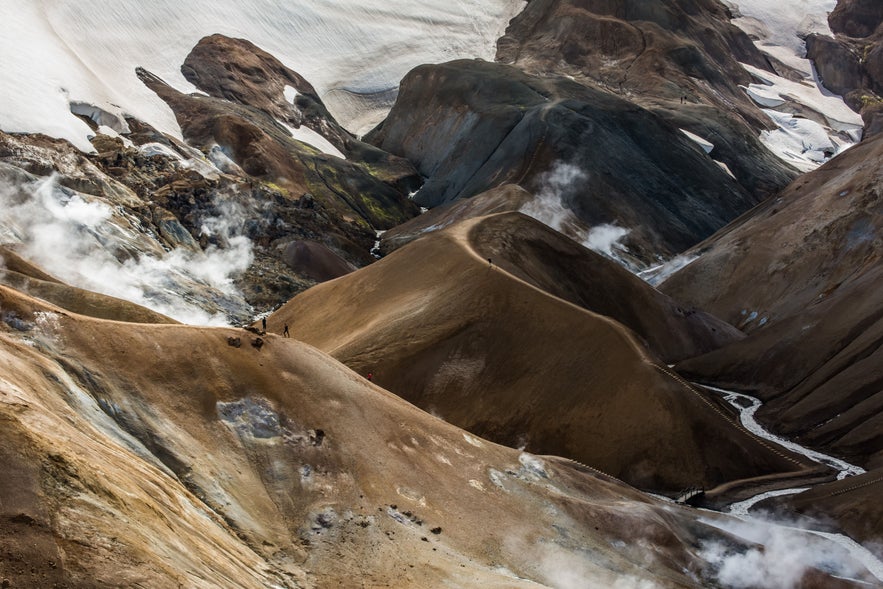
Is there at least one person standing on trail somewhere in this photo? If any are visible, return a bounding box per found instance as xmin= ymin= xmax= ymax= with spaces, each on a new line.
xmin=283 ymin=323 xmax=290 ymax=338
xmin=488 ymin=258 xmax=493 ymax=268
xmin=366 ymin=372 xmax=374 ymax=381
xmin=262 ymin=317 xmax=267 ymax=332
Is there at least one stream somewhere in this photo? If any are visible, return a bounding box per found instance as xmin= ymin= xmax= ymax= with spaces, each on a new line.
xmin=696 ymin=384 xmax=883 ymax=583
xmin=699 ymin=384 xmax=866 ymax=481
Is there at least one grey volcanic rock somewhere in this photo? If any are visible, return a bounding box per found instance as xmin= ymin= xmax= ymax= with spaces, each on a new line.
xmin=494 ymin=0 xmax=798 ymax=201
xmin=369 ymin=59 xmax=767 ymax=261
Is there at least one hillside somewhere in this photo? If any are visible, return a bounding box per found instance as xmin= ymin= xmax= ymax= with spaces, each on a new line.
xmin=1 ymin=282 xmax=840 ymax=588
xmin=270 ymin=213 xmax=810 ymax=493
xmin=662 ymin=130 xmax=883 ymax=468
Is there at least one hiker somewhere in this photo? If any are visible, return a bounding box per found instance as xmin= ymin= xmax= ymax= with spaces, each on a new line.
xmin=488 ymin=258 xmax=493 ymax=268
xmin=366 ymin=372 xmax=374 ymax=381
xmin=283 ymin=323 xmax=290 ymax=338
xmin=261 ymin=317 xmax=267 ymax=333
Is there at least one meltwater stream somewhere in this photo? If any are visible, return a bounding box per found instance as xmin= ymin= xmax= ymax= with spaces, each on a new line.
xmin=700 ymin=384 xmax=866 ymax=481
xmin=696 ymin=384 xmax=883 ymax=583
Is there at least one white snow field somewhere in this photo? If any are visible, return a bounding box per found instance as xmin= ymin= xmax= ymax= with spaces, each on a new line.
xmin=0 ymin=0 xmax=526 ymax=150
xmin=723 ymin=0 xmax=864 ymax=170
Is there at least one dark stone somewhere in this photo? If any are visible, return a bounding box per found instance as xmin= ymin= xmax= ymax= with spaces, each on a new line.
xmin=828 ymin=0 xmax=883 ymax=38
xmin=369 ymin=59 xmax=779 ymax=260
xmin=806 ymin=34 xmax=866 ymax=98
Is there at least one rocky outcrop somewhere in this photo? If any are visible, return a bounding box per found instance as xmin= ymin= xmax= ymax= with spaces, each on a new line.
xmin=828 ymin=0 xmax=883 ymax=38
xmin=496 ymin=0 xmax=770 ymax=114
xmin=181 ymin=34 xmax=418 ymax=174
xmin=806 ymin=0 xmax=883 ymax=136
xmin=369 ymin=59 xmax=771 ymax=262
xmin=494 ymin=0 xmax=798 ymax=199
xmin=138 ymin=66 xmax=419 ymax=231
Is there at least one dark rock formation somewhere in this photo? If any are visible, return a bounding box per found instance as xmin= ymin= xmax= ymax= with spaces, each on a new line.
xmin=494 ymin=0 xmax=798 ymax=200
xmin=806 ymin=0 xmax=883 ymax=136
xmin=805 ymin=34 xmax=866 ymax=98
xmin=369 ymin=59 xmax=772 ymax=261
xmin=828 ymin=0 xmax=883 ymax=38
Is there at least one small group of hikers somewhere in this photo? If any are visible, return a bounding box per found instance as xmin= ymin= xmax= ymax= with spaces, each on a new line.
xmin=260 ymin=317 xmax=290 ymax=337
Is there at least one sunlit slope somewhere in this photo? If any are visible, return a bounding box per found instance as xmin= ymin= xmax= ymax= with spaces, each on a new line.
xmin=271 ymin=213 xmax=805 ymax=491
xmin=0 ymin=283 xmax=739 ymax=588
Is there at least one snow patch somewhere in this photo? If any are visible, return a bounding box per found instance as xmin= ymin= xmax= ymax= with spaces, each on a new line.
xmin=739 ymin=63 xmax=863 ymax=171
xmin=679 ymin=129 xmax=714 ymax=153
xmin=725 ymin=0 xmax=835 ymax=76
xmin=0 ymin=0 xmax=526 ymax=149
xmin=276 ymin=119 xmax=346 ymax=159
xmin=283 ymin=84 xmax=299 ymax=104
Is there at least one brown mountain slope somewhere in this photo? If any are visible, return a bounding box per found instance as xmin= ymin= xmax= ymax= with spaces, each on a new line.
xmin=785 ymin=468 xmax=883 ymax=547
xmin=380 ymin=184 xmax=532 ymax=254
xmin=270 ymin=213 xmax=809 ymax=492
xmin=0 ymin=283 xmax=815 ymax=588
xmin=469 ymin=213 xmax=744 ymax=363
xmin=661 ymin=132 xmax=883 ymax=468
xmin=661 ymin=132 xmax=883 ymax=331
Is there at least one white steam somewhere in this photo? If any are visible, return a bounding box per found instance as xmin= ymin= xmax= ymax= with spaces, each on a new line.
xmin=0 ymin=173 xmax=253 ymax=325
xmin=504 ymin=533 xmax=663 ymax=589
xmin=585 ymin=224 xmax=630 ymax=257
xmin=520 ymin=162 xmax=631 ymax=261
xmin=638 ymin=254 xmax=699 ymax=286
xmin=699 ymin=514 xmax=877 ymax=588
